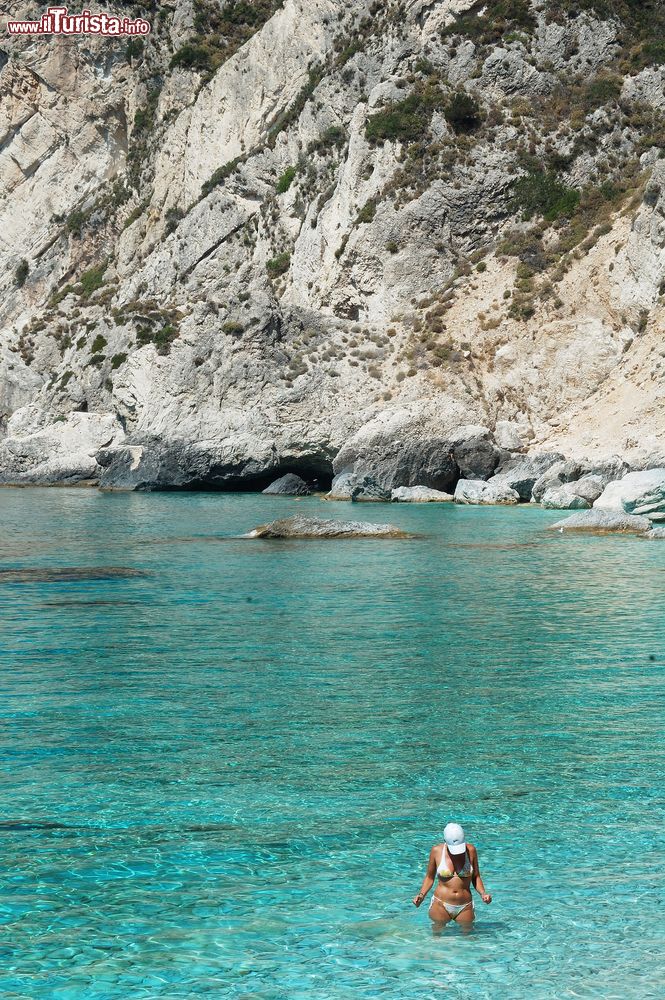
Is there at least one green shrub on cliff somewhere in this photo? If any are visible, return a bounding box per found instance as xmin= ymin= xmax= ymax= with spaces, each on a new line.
xmin=276 ymin=167 xmax=297 ymax=193
xmin=137 ymin=323 xmax=178 ymax=355
xmin=442 ymin=0 xmax=536 ymax=44
xmin=91 ymin=334 xmax=108 ymax=354
xmin=170 ymin=43 xmax=213 ymax=72
xmin=512 ymin=171 xmax=580 ymax=222
xmin=201 ymin=157 xmax=244 ymax=198
xmin=357 ymin=199 xmax=377 ymax=224
xmin=15 ymin=259 xmax=29 ymax=288
xmin=366 ymin=86 xmax=443 ymax=143
xmin=583 ymin=74 xmax=623 ymax=112
xmin=266 ymin=252 xmax=291 ymax=277
xmin=79 ymin=264 xmax=107 ymax=299
xmin=444 ymin=92 xmax=483 ymax=133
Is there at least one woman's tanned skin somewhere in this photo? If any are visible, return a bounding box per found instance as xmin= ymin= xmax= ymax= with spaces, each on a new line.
xmin=412 ymin=842 xmax=492 ymax=932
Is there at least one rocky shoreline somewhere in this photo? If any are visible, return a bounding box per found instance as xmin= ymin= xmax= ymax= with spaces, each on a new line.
xmin=1 ymin=413 xmax=663 ymax=535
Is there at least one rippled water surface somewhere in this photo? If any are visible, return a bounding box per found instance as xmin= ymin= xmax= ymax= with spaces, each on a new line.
xmin=0 ymin=489 xmax=663 ymax=999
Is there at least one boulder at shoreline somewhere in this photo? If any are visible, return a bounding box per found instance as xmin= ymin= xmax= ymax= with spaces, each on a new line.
xmin=245 ymin=515 xmax=411 ymax=539
xmin=391 ymin=486 xmax=454 ymax=502
xmin=594 ymin=468 xmax=665 ymax=517
xmin=454 ymin=479 xmax=520 ymax=505
xmin=540 ymin=476 xmax=604 ymax=510
xmin=262 ymin=474 xmax=311 ymax=496
xmin=488 ymin=453 xmax=563 ymax=500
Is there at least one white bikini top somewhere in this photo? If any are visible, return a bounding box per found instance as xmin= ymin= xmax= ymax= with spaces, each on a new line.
xmin=437 ymin=847 xmax=473 ymax=879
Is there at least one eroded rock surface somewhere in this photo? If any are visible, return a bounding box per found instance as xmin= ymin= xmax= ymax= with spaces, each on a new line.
xmin=549 ymin=510 xmax=651 ymax=534
xmin=454 ymin=479 xmax=520 ymax=505
xmin=594 ymin=469 xmax=665 ymax=517
xmin=1 ymin=3 xmax=664 ymax=486
xmin=246 ymin=515 xmax=410 ymax=538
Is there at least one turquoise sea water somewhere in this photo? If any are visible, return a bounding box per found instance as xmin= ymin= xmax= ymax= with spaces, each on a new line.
xmin=0 ymin=488 xmax=663 ymax=999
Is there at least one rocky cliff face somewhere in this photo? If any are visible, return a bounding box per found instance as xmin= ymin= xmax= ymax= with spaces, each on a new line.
xmin=1 ymin=0 xmax=664 ymax=488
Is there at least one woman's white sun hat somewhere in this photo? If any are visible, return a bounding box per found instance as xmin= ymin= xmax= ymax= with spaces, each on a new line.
xmin=443 ymin=822 xmax=467 ymax=855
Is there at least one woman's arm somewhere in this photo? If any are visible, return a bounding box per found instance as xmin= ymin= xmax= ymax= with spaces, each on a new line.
xmin=469 ymin=845 xmax=492 ymax=903
xmin=413 ymin=847 xmax=437 ymax=907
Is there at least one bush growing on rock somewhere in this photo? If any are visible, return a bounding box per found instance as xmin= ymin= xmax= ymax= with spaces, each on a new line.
xmin=307 ymin=126 xmax=347 ymax=155
xmin=222 ymin=321 xmax=244 ymax=335
xmin=366 ymin=86 xmax=443 ymax=144
xmin=165 ymin=207 xmax=184 ymax=234
xmin=266 ymin=253 xmax=291 ymax=278
xmin=66 ymin=209 xmax=89 ymax=237
xmin=201 ymin=156 xmax=244 ymax=198
xmin=125 ymin=38 xmax=144 ymax=63
xmin=583 ymin=74 xmax=623 ymax=112
xmin=90 ymin=334 xmax=108 ymax=354
xmin=137 ymin=323 xmax=179 ymax=355
xmin=170 ymin=43 xmax=213 ymax=72
xmin=512 ymin=171 xmax=580 ymax=222
xmin=441 ymin=0 xmax=536 ymax=44
xmin=15 ymin=259 xmax=29 ymax=288
xmin=444 ymin=92 xmax=483 ymax=134
xmin=78 ymin=265 xmax=107 ymax=299
xmin=276 ymin=166 xmax=297 ymax=193
xmin=357 ymin=199 xmax=377 ymax=224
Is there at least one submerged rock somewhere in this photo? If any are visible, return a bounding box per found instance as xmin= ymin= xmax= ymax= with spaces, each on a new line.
xmin=245 ymin=516 xmax=410 ymax=539
xmin=454 ymin=479 xmax=520 ymax=505
xmin=391 ymin=486 xmax=454 ymax=502
xmin=262 ymin=474 xmax=311 ymax=496
xmin=0 ymin=566 xmax=146 ymax=583
xmin=548 ymin=510 xmax=651 ymax=533
xmin=594 ymin=468 xmax=665 ymax=517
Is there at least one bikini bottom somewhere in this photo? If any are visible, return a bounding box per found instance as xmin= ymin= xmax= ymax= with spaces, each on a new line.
xmin=429 ymin=897 xmax=474 ymax=919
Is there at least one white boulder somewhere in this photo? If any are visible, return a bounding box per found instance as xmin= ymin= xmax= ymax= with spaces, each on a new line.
xmin=454 ymin=479 xmax=520 ymax=505
xmin=391 ymin=486 xmax=454 ymax=502
xmin=594 ymin=469 xmax=665 ymax=517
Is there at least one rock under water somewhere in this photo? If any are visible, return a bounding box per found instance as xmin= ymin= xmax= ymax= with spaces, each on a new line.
xmin=0 ymin=567 xmax=146 ymax=583
xmin=548 ymin=510 xmax=651 ymax=534
xmin=245 ymin=516 xmax=411 ymax=539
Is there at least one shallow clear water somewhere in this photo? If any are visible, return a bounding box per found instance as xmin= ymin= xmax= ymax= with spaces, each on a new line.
xmin=0 ymin=488 xmax=663 ymax=999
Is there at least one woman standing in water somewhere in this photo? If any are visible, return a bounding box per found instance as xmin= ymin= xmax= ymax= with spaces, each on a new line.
xmin=412 ymin=822 xmax=492 ymax=930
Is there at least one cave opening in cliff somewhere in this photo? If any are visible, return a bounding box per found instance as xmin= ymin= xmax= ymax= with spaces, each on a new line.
xmin=177 ymin=462 xmax=334 ymax=493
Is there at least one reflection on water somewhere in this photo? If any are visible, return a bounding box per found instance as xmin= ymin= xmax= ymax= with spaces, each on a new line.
xmin=0 ymin=489 xmax=663 ymax=999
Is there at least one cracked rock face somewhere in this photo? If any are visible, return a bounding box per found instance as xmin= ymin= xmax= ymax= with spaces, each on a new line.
xmin=1 ymin=0 xmax=665 ymax=489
